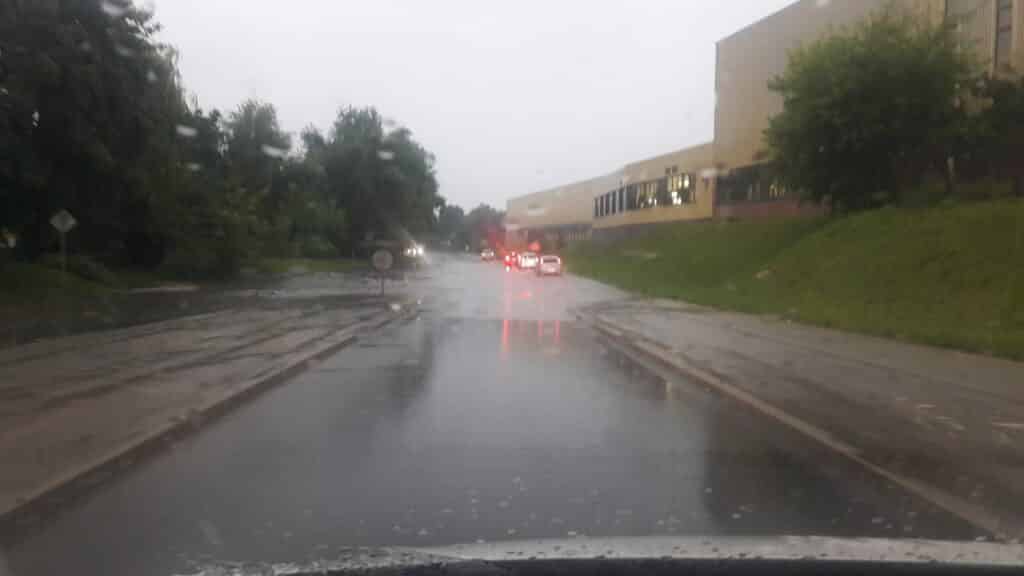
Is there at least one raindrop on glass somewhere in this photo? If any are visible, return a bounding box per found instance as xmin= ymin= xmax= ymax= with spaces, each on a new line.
xmin=261 ymin=144 xmax=288 ymax=159
xmin=146 ymin=70 xmax=159 ymax=84
xmin=176 ymin=124 xmax=198 ymax=138
xmin=497 ymin=500 xmax=509 ymax=509
xmin=417 ymin=528 xmax=429 ymax=537
xmin=32 ymin=111 xmax=39 ymax=127
xmin=186 ymin=163 xmax=201 ymax=172
xmin=377 ymin=150 xmax=395 ymax=161
xmin=101 ymin=1 xmax=128 ymax=17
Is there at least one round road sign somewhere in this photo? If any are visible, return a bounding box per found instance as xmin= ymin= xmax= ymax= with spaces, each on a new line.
xmin=371 ymin=249 xmax=394 ymax=272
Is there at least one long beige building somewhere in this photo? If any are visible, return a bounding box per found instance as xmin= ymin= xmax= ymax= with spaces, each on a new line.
xmin=506 ymin=0 xmax=1022 ymax=247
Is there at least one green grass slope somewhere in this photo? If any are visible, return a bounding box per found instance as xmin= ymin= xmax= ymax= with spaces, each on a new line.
xmin=564 ymin=199 xmax=1024 ymax=359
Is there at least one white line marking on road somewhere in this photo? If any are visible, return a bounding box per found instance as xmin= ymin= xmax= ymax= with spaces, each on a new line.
xmin=992 ymin=422 xmax=1024 ymax=430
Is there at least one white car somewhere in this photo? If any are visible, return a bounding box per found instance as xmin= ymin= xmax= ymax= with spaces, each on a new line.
xmin=518 ymin=252 xmax=539 ymax=269
xmin=536 ymin=255 xmax=562 ymax=276
xmin=480 ymin=249 xmax=495 ymax=261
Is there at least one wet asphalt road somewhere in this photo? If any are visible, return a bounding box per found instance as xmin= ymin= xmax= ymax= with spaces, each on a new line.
xmin=4 ymin=253 xmax=982 ymax=575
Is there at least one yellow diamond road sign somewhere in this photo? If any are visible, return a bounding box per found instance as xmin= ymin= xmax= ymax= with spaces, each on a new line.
xmin=50 ymin=210 xmax=77 ymax=234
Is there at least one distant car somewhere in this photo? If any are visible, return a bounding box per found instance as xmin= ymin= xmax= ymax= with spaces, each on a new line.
xmin=519 ymin=252 xmax=539 ymax=269
xmin=536 ymin=254 xmax=562 ymax=276
xmin=480 ymin=249 xmax=495 ymax=261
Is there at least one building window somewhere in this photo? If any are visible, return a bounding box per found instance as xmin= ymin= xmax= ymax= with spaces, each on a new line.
xmin=618 ymin=188 xmax=625 ymax=212
xmin=627 ymin=185 xmax=638 ymax=210
xmin=716 ymin=164 xmax=783 ymax=205
xmin=668 ymin=172 xmax=696 ymax=205
xmin=594 ymin=198 xmax=599 ymax=218
xmin=637 ymin=181 xmax=657 ymax=208
xmin=996 ymin=0 xmax=1013 ymax=70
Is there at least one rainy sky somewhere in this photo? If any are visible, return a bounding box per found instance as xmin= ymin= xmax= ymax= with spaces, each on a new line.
xmin=155 ymin=0 xmax=793 ymax=210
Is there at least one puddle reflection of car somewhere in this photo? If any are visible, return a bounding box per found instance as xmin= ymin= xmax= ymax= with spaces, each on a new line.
xmin=536 ymin=255 xmax=562 ymax=276
xmin=480 ymin=249 xmax=495 ymax=261
xmin=518 ymin=252 xmax=539 ymax=270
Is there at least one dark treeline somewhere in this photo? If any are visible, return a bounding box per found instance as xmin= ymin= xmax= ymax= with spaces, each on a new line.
xmin=1 ymin=0 xmax=445 ymax=277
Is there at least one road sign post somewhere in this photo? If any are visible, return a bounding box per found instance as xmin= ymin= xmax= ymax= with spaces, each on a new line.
xmin=371 ymin=249 xmax=394 ymax=294
xmin=50 ymin=210 xmax=77 ymax=280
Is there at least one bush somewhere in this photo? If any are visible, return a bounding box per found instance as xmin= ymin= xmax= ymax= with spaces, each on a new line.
xmin=39 ymin=253 xmax=118 ymax=286
xmin=765 ymin=8 xmax=978 ymax=212
xmin=300 ymin=235 xmax=337 ymax=259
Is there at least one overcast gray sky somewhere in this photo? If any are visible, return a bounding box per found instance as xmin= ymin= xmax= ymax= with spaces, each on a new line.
xmin=155 ymin=0 xmax=792 ymax=211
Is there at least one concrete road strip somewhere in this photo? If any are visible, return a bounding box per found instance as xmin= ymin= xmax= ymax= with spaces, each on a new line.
xmin=589 ymin=318 xmax=1014 ymax=540
xmin=0 ymin=300 xmax=416 ymax=521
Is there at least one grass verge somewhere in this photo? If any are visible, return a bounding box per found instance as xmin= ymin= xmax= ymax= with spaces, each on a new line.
xmin=564 ymin=199 xmax=1024 ymax=360
xmin=0 ymin=260 xmax=114 ymax=320
xmin=251 ymin=257 xmax=366 ymax=276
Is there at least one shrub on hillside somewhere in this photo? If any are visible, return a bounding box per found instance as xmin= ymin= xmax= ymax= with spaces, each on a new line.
xmin=765 ymin=8 xmax=978 ymax=212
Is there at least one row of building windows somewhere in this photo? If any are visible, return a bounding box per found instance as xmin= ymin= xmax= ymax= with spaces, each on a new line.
xmin=715 ymin=163 xmax=789 ymax=205
xmin=593 ymin=173 xmax=698 ymax=218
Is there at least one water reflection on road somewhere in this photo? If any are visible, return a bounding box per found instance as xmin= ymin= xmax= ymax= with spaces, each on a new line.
xmin=6 ymin=254 xmax=981 ymax=576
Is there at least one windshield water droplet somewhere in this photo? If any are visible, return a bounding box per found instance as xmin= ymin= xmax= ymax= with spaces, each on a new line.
xmin=101 ymin=1 xmax=127 ymax=17
xmin=377 ymin=150 xmax=395 ymax=161
xmin=176 ymin=124 xmax=198 ymax=138
xmin=261 ymin=144 xmax=288 ymax=159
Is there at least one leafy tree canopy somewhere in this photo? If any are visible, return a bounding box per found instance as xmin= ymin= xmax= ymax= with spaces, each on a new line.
xmin=765 ymin=8 xmax=978 ymax=212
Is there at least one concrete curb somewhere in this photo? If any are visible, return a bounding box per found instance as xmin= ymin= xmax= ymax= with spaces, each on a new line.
xmin=0 ymin=300 xmax=418 ymax=531
xmin=577 ymin=309 xmax=1016 ymax=541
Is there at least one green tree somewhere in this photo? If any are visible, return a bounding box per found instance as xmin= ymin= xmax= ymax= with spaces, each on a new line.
xmin=0 ymin=0 xmax=187 ymax=263
xmin=764 ymin=8 xmax=978 ymax=212
xmin=461 ymin=204 xmax=504 ymax=251
xmin=225 ymin=100 xmax=291 ymax=198
xmin=965 ymin=76 xmax=1024 ymax=197
xmin=436 ymin=204 xmax=465 ymax=245
xmin=319 ymin=107 xmax=441 ymax=251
